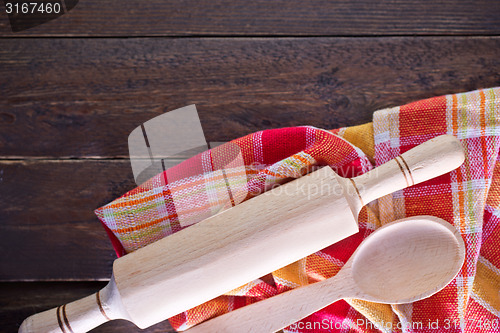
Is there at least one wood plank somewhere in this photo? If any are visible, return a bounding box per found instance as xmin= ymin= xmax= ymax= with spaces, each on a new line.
xmin=1 ymin=37 xmax=500 ymax=158
xmin=0 ymin=159 xmax=136 ymax=281
xmin=0 ymin=0 xmax=500 ymax=36
xmin=0 ymin=156 xmax=202 ymax=281
xmin=0 ymin=282 xmax=176 ymax=332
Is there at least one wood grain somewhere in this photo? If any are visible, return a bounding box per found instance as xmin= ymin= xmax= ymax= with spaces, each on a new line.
xmin=0 ymin=282 xmax=176 ymax=332
xmin=1 ymin=37 xmax=499 ymax=158
xmin=2 ymin=2 xmax=500 ymax=330
xmin=0 ymin=159 xmax=135 ymax=281
xmin=0 ymin=0 xmax=499 ymax=36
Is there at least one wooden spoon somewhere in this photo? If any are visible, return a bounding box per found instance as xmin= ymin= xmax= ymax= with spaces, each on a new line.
xmin=187 ymin=216 xmax=466 ymax=333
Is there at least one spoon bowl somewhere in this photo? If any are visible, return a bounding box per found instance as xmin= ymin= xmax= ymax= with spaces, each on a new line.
xmin=351 ymin=216 xmax=465 ymax=303
xmin=187 ymin=216 xmax=466 ymax=333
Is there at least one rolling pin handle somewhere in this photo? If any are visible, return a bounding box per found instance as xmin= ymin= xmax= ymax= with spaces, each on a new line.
xmin=18 ymin=277 xmax=130 ymax=333
xmin=351 ymin=135 xmax=465 ymax=206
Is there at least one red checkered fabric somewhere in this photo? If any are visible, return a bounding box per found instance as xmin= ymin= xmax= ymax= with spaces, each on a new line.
xmin=96 ymin=87 xmax=500 ymax=332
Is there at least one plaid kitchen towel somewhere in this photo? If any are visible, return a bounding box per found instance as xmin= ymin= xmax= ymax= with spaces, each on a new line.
xmin=95 ymin=87 xmax=500 ymax=332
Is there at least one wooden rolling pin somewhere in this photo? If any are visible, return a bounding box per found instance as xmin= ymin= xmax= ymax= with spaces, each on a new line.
xmin=19 ymin=135 xmax=465 ymax=333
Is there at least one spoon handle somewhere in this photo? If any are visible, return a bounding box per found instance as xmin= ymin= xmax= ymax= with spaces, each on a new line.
xmin=185 ymin=270 xmax=354 ymax=333
xmin=350 ymin=135 xmax=464 ymax=206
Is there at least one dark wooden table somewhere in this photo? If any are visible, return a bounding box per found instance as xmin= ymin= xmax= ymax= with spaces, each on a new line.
xmin=1 ymin=1 xmax=500 ymax=332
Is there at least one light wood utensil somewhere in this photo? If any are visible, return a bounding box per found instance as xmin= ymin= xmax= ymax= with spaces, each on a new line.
xmin=187 ymin=216 xmax=466 ymax=333
xmin=18 ymin=135 xmax=465 ymax=333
